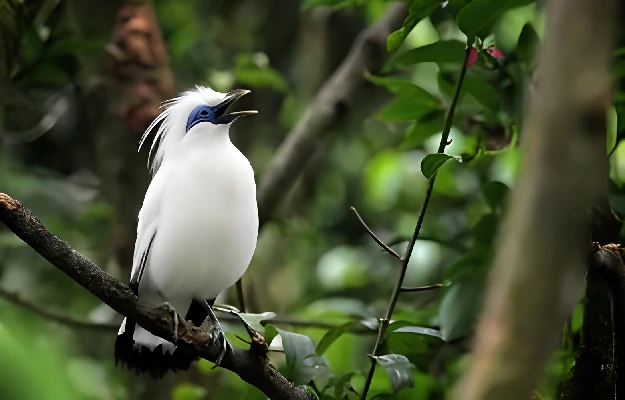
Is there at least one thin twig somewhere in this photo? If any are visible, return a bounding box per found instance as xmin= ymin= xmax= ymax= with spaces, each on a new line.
xmin=399 ymin=283 xmax=445 ymax=293
xmin=360 ymin=45 xmax=472 ymax=399
xmin=351 ymin=206 xmax=402 ymax=261
xmin=0 ymin=286 xmax=374 ymax=334
xmin=0 ymin=287 xmax=118 ymax=331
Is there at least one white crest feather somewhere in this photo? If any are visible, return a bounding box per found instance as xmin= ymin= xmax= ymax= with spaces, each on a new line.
xmin=138 ymin=85 xmax=229 ymax=174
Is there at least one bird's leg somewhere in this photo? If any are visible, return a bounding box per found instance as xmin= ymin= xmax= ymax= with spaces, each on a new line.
xmin=157 ymin=301 xmax=180 ymax=342
xmin=198 ymin=300 xmax=228 ymax=365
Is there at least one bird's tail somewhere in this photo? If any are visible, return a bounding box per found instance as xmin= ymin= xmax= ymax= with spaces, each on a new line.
xmin=114 ymin=300 xmax=211 ymax=378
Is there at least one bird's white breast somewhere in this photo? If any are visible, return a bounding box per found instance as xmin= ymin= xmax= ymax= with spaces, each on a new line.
xmin=147 ymin=133 xmax=258 ymax=301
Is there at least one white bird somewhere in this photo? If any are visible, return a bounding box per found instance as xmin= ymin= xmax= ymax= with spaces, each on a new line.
xmin=115 ymin=86 xmax=259 ymax=378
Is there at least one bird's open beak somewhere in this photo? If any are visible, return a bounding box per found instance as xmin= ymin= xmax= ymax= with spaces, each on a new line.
xmin=213 ymin=89 xmax=258 ymax=124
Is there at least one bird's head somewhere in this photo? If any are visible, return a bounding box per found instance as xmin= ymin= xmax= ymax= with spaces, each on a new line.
xmin=139 ymin=85 xmax=257 ymax=174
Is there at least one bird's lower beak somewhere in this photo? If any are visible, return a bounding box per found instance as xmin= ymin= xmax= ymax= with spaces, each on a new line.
xmin=213 ymin=89 xmax=258 ymax=124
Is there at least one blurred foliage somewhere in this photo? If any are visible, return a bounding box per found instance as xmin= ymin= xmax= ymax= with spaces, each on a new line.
xmin=1 ymin=0 xmax=624 ymax=399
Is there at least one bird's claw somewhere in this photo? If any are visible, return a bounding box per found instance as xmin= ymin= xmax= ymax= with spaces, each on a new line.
xmin=213 ymin=326 xmax=227 ymax=366
xmin=199 ymin=302 xmax=228 ymax=365
xmin=159 ymin=301 xmax=179 ymax=342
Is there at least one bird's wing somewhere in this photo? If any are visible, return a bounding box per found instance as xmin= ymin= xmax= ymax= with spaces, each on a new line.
xmin=129 ymin=164 xmax=171 ymax=291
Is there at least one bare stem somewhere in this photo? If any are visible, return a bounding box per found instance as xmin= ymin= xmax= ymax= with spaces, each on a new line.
xmin=360 ymin=44 xmax=472 ymax=399
xmin=400 ymin=283 xmax=445 ymax=292
xmin=351 ymin=206 xmax=402 ymax=261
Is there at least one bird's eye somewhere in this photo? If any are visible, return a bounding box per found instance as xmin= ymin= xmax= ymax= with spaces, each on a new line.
xmin=200 ymin=109 xmax=209 ymax=116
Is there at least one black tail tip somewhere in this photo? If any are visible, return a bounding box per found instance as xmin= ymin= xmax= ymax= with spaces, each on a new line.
xmin=115 ymin=331 xmax=197 ymax=379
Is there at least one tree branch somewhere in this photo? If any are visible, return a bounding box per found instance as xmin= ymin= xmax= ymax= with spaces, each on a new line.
xmin=360 ymin=44 xmax=473 ymax=399
xmin=0 ymin=193 xmax=313 ymax=400
xmin=453 ymin=0 xmax=615 ymax=398
xmin=255 ymin=3 xmax=408 ymax=226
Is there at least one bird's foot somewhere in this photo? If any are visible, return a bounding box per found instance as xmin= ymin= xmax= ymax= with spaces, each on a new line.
xmin=199 ymin=302 xmax=228 ymax=365
xmin=212 ymin=306 xmax=268 ymax=356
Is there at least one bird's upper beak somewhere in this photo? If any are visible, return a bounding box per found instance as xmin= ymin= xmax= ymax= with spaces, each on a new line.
xmin=213 ymin=89 xmax=258 ymax=124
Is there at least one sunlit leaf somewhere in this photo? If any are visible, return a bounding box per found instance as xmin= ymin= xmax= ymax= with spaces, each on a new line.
xmin=373 ymin=354 xmax=415 ymax=393
xmin=360 ymin=318 xmax=381 ymax=330
xmin=393 ymin=325 xmax=443 ymax=339
xmin=420 ymin=153 xmax=455 ymax=180
xmin=236 ymin=311 xmax=276 ymax=333
xmin=387 ymin=0 xmax=441 ymax=52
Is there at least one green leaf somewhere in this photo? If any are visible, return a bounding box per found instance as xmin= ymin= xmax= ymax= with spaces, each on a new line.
xmin=373 ymin=354 xmax=415 ymax=393
xmin=457 ymin=0 xmax=534 ymax=40
xmin=326 ymin=373 xmax=355 ymax=398
xmin=608 ymin=105 xmax=618 ymax=153
xmin=482 ymin=181 xmax=510 ymax=211
xmin=420 ymin=153 xmax=455 ymax=180
xmin=235 ymin=66 xmax=288 ymax=92
xmin=387 ymin=0 xmax=441 ymax=52
xmin=316 ymin=321 xmax=359 ymax=355
xmin=277 ymin=329 xmax=331 ymax=385
xmin=264 ymin=324 xmax=280 ymax=347
xmin=236 ymin=311 xmax=276 ymax=333
xmin=516 ymin=24 xmax=540 ymax=67
xmin=386 ymin=321 xmax=445 ymax=361
xmin=366 ymin=73 xmax=418 ymax=94
xmin=439 ymin=281 xmax=484 ymax=341
xmin=392 ymin=40 xmax=466 ymax=66
xmin=399 ymin=111 xmax=445 ymax=151
xmin=462 ymin=73 xmax=500 ymax=112
xmin=393 ymin=325 xmax=443 ymax=339
xmin=378 ymin=86 xmax=441 ymax=122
